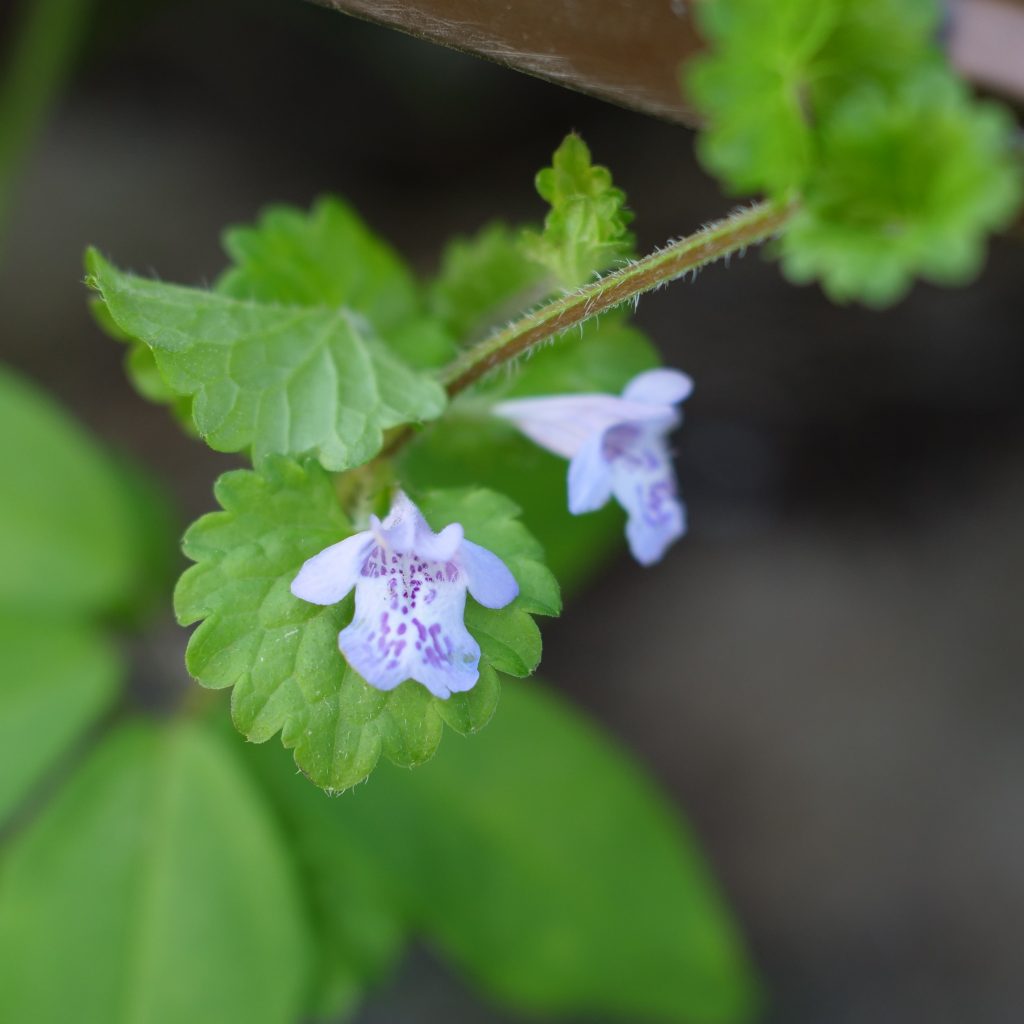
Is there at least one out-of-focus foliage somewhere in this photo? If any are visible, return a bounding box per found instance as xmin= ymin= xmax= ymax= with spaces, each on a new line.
xmin=0 ymin=721 xmax=311 ymax=1024
xmin=0 ymin=365 xmax=166 ymax=829
xmin=249 ymin=682 xmax=759 ymax=1024
xmin=0 ymin=365 xmax=153 ymax=616
xmin=779 ymin=71 xmax=1023 ymax=305
xmin=686 ymin=0 xmax=1022 ymax=304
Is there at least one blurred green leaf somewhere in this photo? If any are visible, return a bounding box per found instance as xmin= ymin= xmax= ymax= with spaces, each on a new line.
xmin=427 ymin=221 xmax=550 ymax=341
xmin=0 ymin=720 xmax=311 ymax=1024
xmin=242 ymin=733 xmax=407 ymax=1021
xmin=0 ymin=617 xmax=120 ymax=828
xmin=175 ymin=458 xmax=557 ymax=793
xmin=322 ymin=682 xmax=758 ymax=1023
xmin=521 ymin=134 xmax=635 ymax=289
xmin=779 ymin=69 xmax=1023 ymax=305
xmin=86 ymin=249 xmax=447 ymax=471
xmin=0 ymin=363 xmax=151 ymax=616
xmin=686 ymin=0 xmax=941 ymax=197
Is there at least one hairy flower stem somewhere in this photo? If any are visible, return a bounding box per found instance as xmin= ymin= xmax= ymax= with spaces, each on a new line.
xmin=441 ymin=199 xmax=794 ymax=396
xmin=375 ymin=199 xmax=792 ymax=463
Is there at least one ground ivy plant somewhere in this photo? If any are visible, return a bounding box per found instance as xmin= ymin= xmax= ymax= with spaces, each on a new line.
xmin=2 ymin=1 xmax=1021 ymax=1021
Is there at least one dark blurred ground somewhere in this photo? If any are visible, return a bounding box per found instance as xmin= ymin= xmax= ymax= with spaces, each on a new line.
xmin=2 ymin=2 xmax=1023 ymax=1022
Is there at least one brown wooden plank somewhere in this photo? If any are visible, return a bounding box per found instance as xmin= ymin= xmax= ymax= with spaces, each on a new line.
xmin=313 ymin=0 xmax=1024 ymax=123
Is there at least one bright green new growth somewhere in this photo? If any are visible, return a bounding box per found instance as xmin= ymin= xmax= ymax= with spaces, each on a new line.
xmin=780 ymin=71 xmax=1023 ymax=305
xmin=686 ymin=0 xmax=1022 ymax=305
xmin=687 ymin=0 xmax=941 ymax=198
xmin=85 ymin=249 xmax=447 ymax=472
xmin=175 ymin=458 xmax=559 ymax=792
xmin=521 ymin=133 xmax=636 ymax=289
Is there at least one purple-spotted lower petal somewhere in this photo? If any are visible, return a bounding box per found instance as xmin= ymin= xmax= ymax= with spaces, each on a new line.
xmin=622 ymin=368 xmax=694 ymax=407
xmin=290 ymin=531 xmax=374 ymax=605
xmin=567 ymin=430 xmax=614 ymax=515
xmin=459 ymin=540 xmax=519 ymax=609
xmin=338 ymin=540 xmax=481 ymax=698
xmin=607 ymin=428 xmax=686 ymax=566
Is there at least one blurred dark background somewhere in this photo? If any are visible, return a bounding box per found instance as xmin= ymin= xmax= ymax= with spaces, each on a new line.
xmin=2 ymin=1 xmax=1022 ymax=1021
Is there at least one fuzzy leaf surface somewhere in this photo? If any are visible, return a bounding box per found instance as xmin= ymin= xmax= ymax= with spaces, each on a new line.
xmin=175 ymin=458 xmax=558 ymax=792
xmin=0 ymin=720 xmax=310 ymax=1024
xmin=86 ymin=250 xmax=447 ymax=470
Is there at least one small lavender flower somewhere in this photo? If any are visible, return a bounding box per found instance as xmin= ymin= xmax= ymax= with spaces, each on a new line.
xmin=494 ymin=368 xmax=693 ymax=566
xmin=291 ymin=493 xmax=518 ymax=698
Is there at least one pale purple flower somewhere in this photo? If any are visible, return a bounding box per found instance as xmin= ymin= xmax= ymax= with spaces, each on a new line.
xmin=291 ymin=492 xmax=518 ymax=698
xmin=494 ymin=368 xmax=693 ymax=566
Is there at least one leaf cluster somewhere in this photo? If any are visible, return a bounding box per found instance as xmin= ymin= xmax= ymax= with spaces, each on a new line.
xmin=686 ymin=0 xmax=1022 ymax=304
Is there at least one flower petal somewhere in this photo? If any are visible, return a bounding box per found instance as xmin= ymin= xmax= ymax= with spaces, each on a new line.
xmin=459 ymin=540 xmax=519 ymax=609
xmin=608 ymin=431 xmax=687 ymax=566
xmin=338 ymin=566 xmax=480 ymax=699
xmin=567 ymin=430 xmax=614 ymax=515
xmin=290 ymin=531 xmax=373 ymax=605
xmin=622 ymin=368 xmax=694 ymax=406
xmin=624 ymin=499 xmax=686 ymax=566
xmin=493 ymin=394 xmax=666 ymax=459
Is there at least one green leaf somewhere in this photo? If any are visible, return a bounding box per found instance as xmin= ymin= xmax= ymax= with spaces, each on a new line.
xmin=521 ymin=134 xmax=635 ymax=289
xmin=686 ymin=0 xmax=941 ymax=197
xmin=174 ymin=458 xmax=558 ymax=793
xmin=218 ymin=197 xmax=419 ymax=332
xmin=0 ymin=617 xmax=120 ymax=828
xmin=241 ymin=731 xmax=408 ymax=1020
xmin=400 ymin=315 xmax=660 ymax=591
xmin=0 ymin=720 xmax=311 ymax=1024
xmin=0 ymin=363 xmax=150 ymax=616
xmin=329 ymin=683 xmax=759 ymax=1023
xmin=85 ymin=249 xmax=447 ymax=471
xmin=217 ymin=197 xmax=456 ymax=370
xmin=427 ymin=221 xmax=550 ymax=341
xmin=779 ymin=70 xmax=1023 ymax=305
